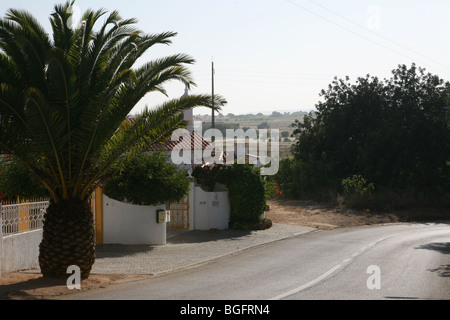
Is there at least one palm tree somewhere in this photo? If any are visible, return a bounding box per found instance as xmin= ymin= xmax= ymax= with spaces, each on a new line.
xmin=0 ymin=1 xmax=225 ymax=279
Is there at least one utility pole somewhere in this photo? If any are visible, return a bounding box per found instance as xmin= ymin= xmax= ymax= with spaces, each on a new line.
xmin=211 ymin=60 xmax=215 ymax=129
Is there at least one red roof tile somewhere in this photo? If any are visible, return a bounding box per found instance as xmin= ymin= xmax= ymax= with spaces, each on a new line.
xmin=164 ymin=131 xmax=211 ymax=151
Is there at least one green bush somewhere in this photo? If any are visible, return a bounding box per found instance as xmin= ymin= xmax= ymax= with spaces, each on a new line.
xmin=191 ymin=165 xmax=223 ymax=192
xmin=272 ymin=157 xmax=336 ymax=201
xmin=104 ymin=152 xmax=190 ymax=206
xmin=0 ymin=156 xmax=49 ymax=200
xmin=192 ymin=163 xmax=268 ymax=228
xmin=340 ymin=175 xmax=375 ymax=209
xmin=342 ymin=175 xmax=375 ymax=197
xmin=222 ymin=164 xmax=267 ymax=226
xmin=264 ymin=180 xmax=282 ymax=198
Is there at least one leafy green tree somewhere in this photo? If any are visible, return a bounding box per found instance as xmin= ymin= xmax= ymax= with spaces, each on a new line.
xmin=257 ymin=121 xmax=270 ymax=129
xmin=104 ymin=152 xmax=190 ymax=206
xmin=271 ymin=111 xmax=282 ymax=117
xmin=0 ymin=156 xmax=49 ymax=199
xmin=342 ymin=175 xmax=375 ymax=197
xmin=0 ymin=1 xmax=225 ymax=279
xmin=290 ymin=64 xmax=449 ymax=198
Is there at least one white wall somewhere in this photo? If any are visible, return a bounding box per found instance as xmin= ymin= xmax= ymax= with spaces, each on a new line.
xmin=188 ymin=182 xmax=195 ymax=231
xmin=1 ymin=229 xmax=42 ymax=275
xmin=102 ymin=195 xmax=167 ymax=245
xmin=194 ymin=187 xmax=230 ymax=231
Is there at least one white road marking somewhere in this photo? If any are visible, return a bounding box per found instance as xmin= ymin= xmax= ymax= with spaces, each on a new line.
xmin=269 ymin=264 xmax=342 ymax=300
xmin=269 ymin=234 xmax=401 ymax=300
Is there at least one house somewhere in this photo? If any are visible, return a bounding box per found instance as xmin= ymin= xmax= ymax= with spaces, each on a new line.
xmin=161 ymin=86 xmax=227 ymax=172
xmin=93 ymin=88 xmax=232 ymax=246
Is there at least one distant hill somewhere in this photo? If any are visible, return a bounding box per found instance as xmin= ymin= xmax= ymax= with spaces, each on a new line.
xmin=194 ymin=110 xmax=312 ymax=133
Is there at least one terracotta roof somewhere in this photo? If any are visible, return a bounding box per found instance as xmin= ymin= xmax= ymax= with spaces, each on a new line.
xmin=164 ymin=131 xmax=211 ymax=152
xmin=160 ymin=133 xmax=261 ymax=165
xmin=125 ymin=117 xmax=228 ymax=164
xmin=124 ymin=117 xmax=211 ymax=153
xmin=145 ymin=127 xmax=260 ymax=166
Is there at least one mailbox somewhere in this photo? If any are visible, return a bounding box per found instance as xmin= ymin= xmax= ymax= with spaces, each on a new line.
xmin=156 ymin=209 xmax=166 ymax=224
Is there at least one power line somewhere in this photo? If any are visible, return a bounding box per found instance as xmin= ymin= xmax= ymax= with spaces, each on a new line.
xmin=221 ymin=71 xmax=333 ymax=79
xmin=286 ymin=0 xmax=450 ymax=77
xmin=307 ymin=0 xmax=450 ymax=71
xmin=194 ymin=69 xmax=345 ymax=80
xmin=193 ymin=73 xmax=331 ymax=86
xmin=196 ymin=73 xmax=334 ymax=81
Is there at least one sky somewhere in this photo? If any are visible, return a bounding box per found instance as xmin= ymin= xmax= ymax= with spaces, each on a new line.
xmin=1 ymin=0 xmax=450 ymax=116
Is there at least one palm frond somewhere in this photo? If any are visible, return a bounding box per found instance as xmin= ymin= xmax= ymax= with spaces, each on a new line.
xmin=80 ymin=94 xmax=224 ymax=197
xmin=49 ymin=1 xmax=75 ymax=51
xmin=0 ymin=17 xmax=49 ymax=92
xmin=0 ymin=3 xmax=227 ymax=202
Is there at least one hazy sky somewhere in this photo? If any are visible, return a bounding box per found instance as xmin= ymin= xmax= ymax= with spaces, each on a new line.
xmin=1 ymin=0 xmax=450 ymax=115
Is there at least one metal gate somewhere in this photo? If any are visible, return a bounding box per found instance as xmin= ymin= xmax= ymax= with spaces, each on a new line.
xmin=166 ymin=196 xmax=189 ymax=230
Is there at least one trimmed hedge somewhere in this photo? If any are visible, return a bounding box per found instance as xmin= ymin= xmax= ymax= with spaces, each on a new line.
xmin=192 ymin=163 xmax=268 ymax=228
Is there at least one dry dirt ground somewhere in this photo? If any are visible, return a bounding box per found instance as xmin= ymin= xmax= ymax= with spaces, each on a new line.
xmin=0 ymin=199 xmax=405 ymax=300
xmin=0 ymin=273 xmax=151 ymax=300
xmin=265 ymin=199 xmax=400 ymax=230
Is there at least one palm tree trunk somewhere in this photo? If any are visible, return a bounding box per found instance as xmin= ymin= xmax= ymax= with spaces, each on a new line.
xmin=39 ymin=199 xmax=95 ymax=279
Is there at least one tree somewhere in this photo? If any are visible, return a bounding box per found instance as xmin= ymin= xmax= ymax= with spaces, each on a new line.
xmin=0 ymin=156 xmax=49 ymax=200
xmin=271 ymin=111 xmax=282 ymax=117
xmin=290 ymin=64 xmax=449 ymax=197
xmin=104 ymin=152 xmax=190 ymax=206
xmin=0 ymin=1 xmax=225 ymax=279
xmin=257 ymin=122 xmax=270 ymax=129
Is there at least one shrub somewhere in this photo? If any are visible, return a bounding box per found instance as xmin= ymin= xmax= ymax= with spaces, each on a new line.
xmin=341 ymin=175 xmax=375 ymax=209
xmin=192 ymin=163 xmax=268 ymax=228
xmin=342 ymin=175 xmax=375 ymax=197
xmin=264 ymin=180 xmax=282 ymax=198
xmin=104 ymin=152 xmax=190 ymax=206
xmin=222 ymin=164 xmax=267 ymax=226
xmin=272 ymin=157 xmax=336 ymax=201
xmin=191 ymin=165 xmax=223 ymax=192
xmin=0 ymin=156 xmax=49 ymax=200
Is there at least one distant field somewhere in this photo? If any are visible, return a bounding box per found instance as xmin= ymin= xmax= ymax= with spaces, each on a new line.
xmin=279 ymin=141 xmax=294 ymax=158
xmin=194 ymin=111 xmax=307 ymax=158
xmin=195 ymin=113 xmax=305 ymax=133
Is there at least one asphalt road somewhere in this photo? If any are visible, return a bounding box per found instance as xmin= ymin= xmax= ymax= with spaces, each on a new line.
xmin=63 ymin=222 xmax=450 ymax=300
